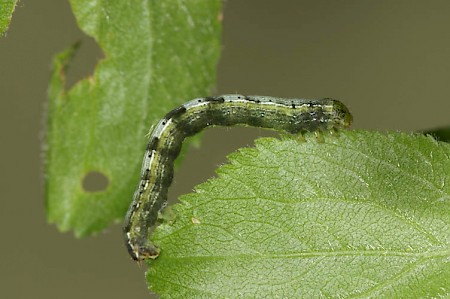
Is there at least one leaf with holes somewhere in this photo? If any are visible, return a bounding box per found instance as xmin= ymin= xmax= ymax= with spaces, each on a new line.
xmin=45 ymin=1 xmax=222 ymax=236
xmin=147 ymin=131 xmax=450 ymax=298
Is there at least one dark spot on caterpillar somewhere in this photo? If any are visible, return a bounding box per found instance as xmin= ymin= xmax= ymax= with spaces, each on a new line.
xmin=205 ymin=96 xmax=225 ymax=103
xmin=245 ymin=96 xmax=260 ymax=104
xmin=292 ymin=103 xmax=296 ymax=109
xmin=141 ymin=168 xmax=150 ymax=180
xmin=164 ymin=105 xmax=187 ymax=120
xmin=147 ymin=137 xmax=159 ymax=151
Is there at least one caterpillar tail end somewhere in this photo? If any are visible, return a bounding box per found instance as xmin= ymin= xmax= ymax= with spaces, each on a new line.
xmin=125 ymin=237 xmax=160 ymax=261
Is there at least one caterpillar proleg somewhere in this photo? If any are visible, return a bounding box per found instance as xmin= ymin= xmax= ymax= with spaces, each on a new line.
xmin=124 ymin=94 xmax=352 ymax=261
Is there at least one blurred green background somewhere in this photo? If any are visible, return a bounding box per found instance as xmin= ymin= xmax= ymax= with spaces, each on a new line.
xmin=1 ymin=1 xmax=449 ymax=298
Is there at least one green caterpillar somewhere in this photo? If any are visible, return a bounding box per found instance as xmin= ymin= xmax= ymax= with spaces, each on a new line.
xmin=124 ymin=94 xmax=352 ymax=261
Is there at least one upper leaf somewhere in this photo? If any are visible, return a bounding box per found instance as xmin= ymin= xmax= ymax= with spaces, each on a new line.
xmin=0 ymin=0 xmax=17 ymax=36
xmin=147 ymin=131 xmax=450 ymax=298
xmin=45 ymin=1 xmax=222 ymax=236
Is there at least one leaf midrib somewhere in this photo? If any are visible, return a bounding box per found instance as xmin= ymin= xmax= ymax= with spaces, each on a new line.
xmin=161 ymin=249 xmax=449 ymax=261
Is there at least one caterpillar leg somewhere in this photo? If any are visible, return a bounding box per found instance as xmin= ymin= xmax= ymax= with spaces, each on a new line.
xmin=328 ymin=127 xmax=340 ymax=137
xmin=314 ymin=130 xmax=325 ymax=143
xmin=126 ymin=237 xmax=160 ymax=261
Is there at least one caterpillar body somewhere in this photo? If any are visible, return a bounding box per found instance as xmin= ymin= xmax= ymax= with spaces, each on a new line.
xmin=124 ymin=94 xmax=352 ymax=261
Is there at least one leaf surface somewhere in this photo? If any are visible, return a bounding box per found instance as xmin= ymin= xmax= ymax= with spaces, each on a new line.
xmin=148 ymin=131 xmax=450 ymax=298
xmin=0 ymin=0 xmax=17 ymax=35
xmin=45 ymin=1 xmax=222 ymax=236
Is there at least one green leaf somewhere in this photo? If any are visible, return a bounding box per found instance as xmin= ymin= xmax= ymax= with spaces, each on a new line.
xmin=0 ymin=0 xmax=17 ymax=35
xmin=147 ymin=131 xmax=450 ymax=298
xmin=45 ymin=1 xmax=222 ymax=236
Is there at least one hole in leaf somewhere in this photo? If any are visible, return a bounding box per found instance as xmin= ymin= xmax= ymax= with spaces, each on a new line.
xmin=82 ymin=171 xmax=109 ymax=192
xmin=65 ymin=36 xmax=104 ymax=90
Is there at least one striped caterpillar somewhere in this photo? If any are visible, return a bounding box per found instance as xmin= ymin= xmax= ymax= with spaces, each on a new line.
xmin=124 ymin=94 xmax=352 ymax=261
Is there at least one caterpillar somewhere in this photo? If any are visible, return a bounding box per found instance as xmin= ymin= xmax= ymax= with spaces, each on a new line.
xmin=124 ymin=94 xmax=352 ymax=261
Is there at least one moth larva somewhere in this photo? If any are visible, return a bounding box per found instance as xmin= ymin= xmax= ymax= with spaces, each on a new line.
xmin=124 ymin=94 xmax=352 ymax=261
